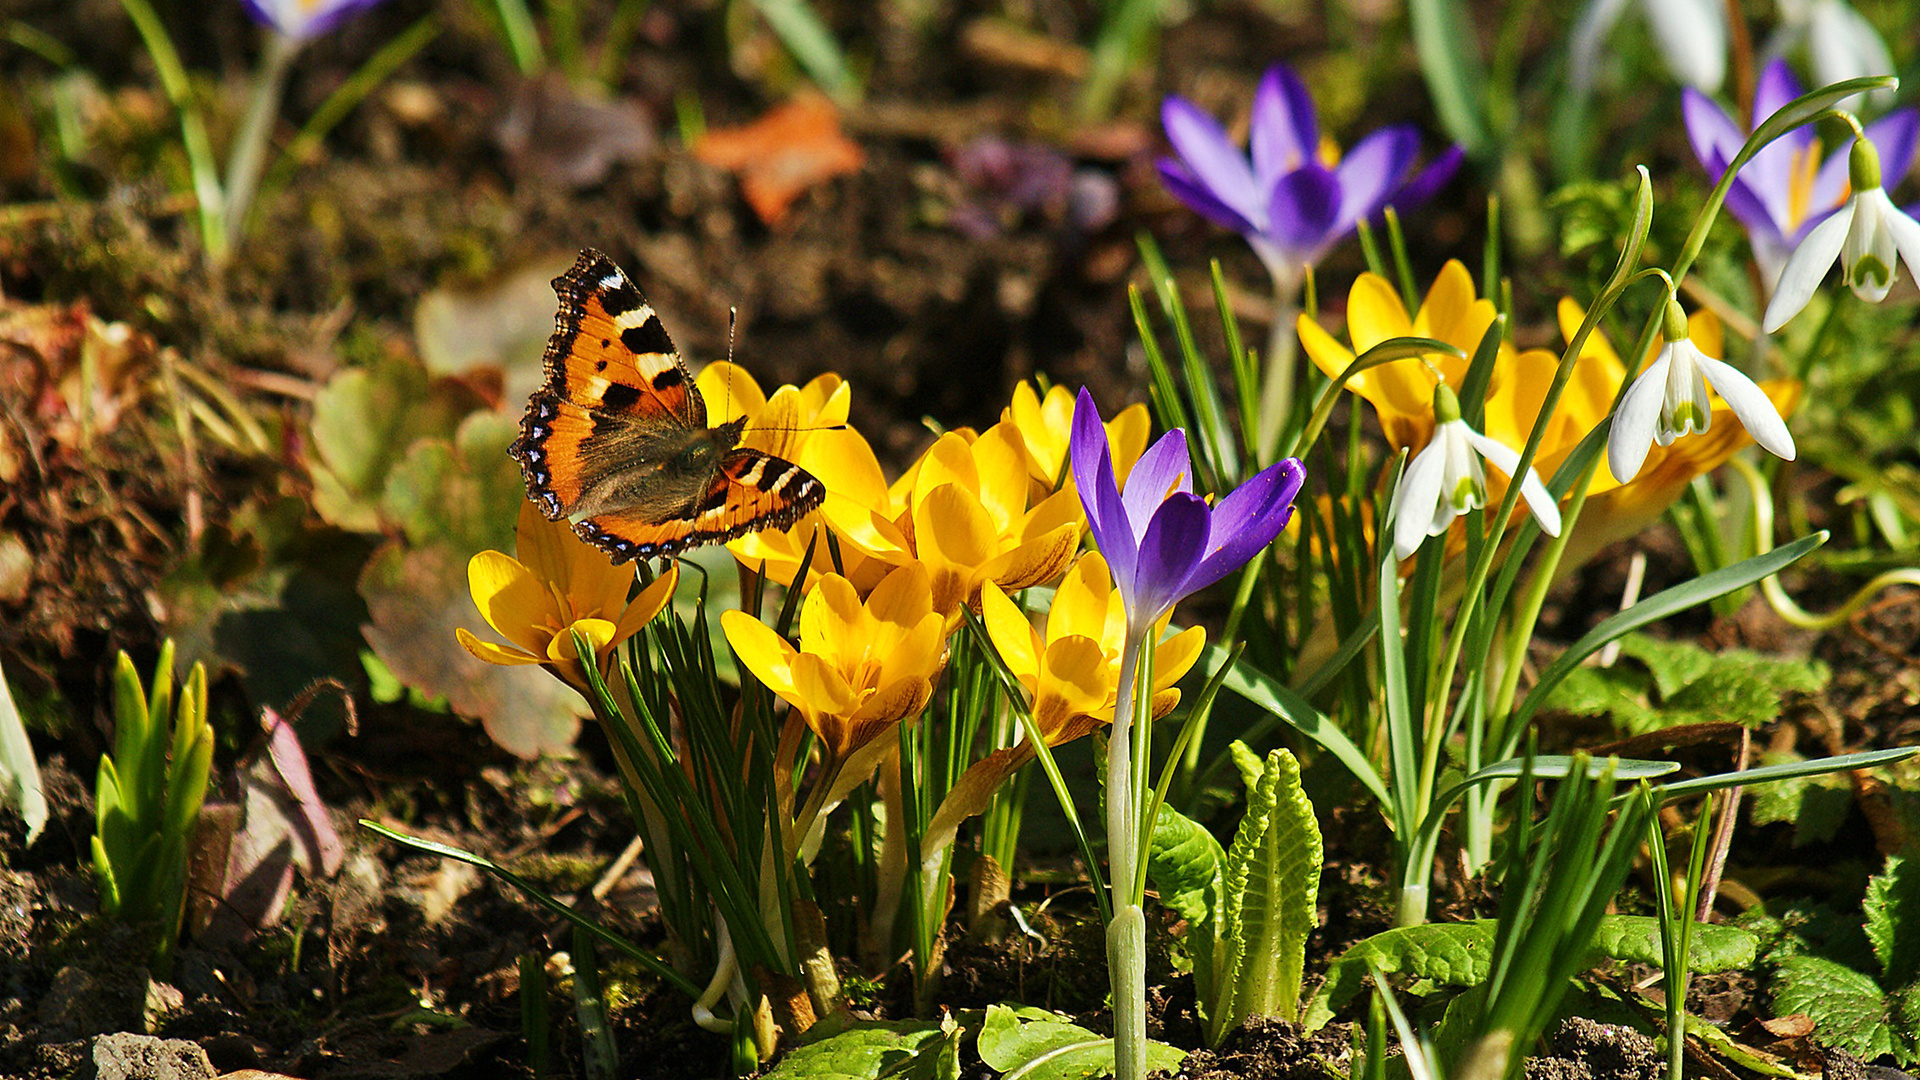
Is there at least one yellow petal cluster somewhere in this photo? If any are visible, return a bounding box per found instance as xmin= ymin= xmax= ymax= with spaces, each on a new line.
xmin=826 ymin=421 xmax=1085 ymax=617
xmin=458 ymin=501 xmax=679 ymax=692
xmin=1298 ymin=260 xmax=1495 ymax=449
xmin=721 ymin=564 xmax=947 ymax=761
xmin=980 ymin=553 xmax=1204 ymax=747
xmin=1002 ymin=381 xmax=1151 ymax=496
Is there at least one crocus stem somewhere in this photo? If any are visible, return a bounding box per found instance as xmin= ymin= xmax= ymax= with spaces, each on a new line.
xmin=1105 ymin=624 xmax=1147 ymax=1080
xmin=1255 ymin=277 xmax=1303 ymax=466
xmin=222 ymin=31 xmax=302 ymax=255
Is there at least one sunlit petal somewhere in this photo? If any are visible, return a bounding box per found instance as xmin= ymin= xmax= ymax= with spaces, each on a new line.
xmin=1763 ymin=199 xmax=1851 ymax=331
xmin=1464 ymin=429 xmax=1562 ymax=537
xmin=721 ymin=610 xmax=802 ymax=697
xmin=1608 ymin=349 xmax=1673 ymax=482
xmin=1390 ymin=436 xmax=1450 ymax=559
xmin=1694 ymin=354 xmax=1796 ymax=461
xmin=455 ymin=628 xmax=541 ymax=667
xmin=468 ymin=550 xmax=558 ymax=656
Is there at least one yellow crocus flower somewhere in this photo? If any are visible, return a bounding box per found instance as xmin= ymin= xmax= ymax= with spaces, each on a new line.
xmin=1003 ymin=381 xmax=1152 ymax=495
xmin=457 ymin=500 xmax=679 ymax=693
xmin=1298 ymin=259 xmax=1494 ymax=449
xmin=979 ymin=552 xmax=1204 ymax=747
xmin=720 ymin=564 xmax=947 ymax=762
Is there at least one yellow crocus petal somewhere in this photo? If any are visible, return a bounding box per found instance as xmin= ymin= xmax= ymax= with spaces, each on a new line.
xmin=877 ymin=612 xmax=947 ymax=693
xmin=1107 ymin=403 xmax=1151 ymax=483
xmin=547 ymin=617 xmax=617 ymax=666
xmin=1151 ymin=625 xmax=1207 ymax=692
xmin=980 ymin=583 xmax=1040 ymax=679
xmin=792 ymin=652 xmax=860 ymax=718
xmin=695 ymin=361 xmax=770 ymax=425
xmin=800 ymin=574 xmax=869 ymax=662
xmin=982 ymin=521 xmax=1081 ymax=597
xmin=1688 ymin=308 xmax=1723 ymax=358
xmin=863 ymin=564 xmax=936 ymax=662
xmin=1022 ymin=487 xmax=1085 ymax=540
xmin=1038 ymin=635 xmax=1111 ymax=721
xmin=800 ymin=428 xmax=890 ymax=506
xmin=1413 ymin=262 xmax=1494 ymax=365
xmin=455 ymin=627 xmax=541 ymax=666
xmin=513 ymin=501 xmax=573 ymax=600
xmin=972 ymin=423 xmax=1032 ymax=528
xmin=913 ymin=434 xmax=982 ymax=507
xmin=1148 ymin=687 xmax=1183 ymax=721
xmin=1298 ymin=312 xmax=1357 ymax=381
xmin=1557 ymin=297 xmax=1626 ymax=370
xmin=1346 ymin=273 xmax=1412 ymax=355
xmin=468 ymin=549 xmax=561 ymax=656
xmin=610 ymin=565 xmax=679 ymax=643
xmin=850 ymin=674 xmax=931 ymax=729
xmin=721 ymin=610 xmax=802 ymax=698
xmin=913 ymin=484 xmax=998 ymax=613
xmin=1050 ymin=553 xmax=1113 ymax=645
xmin=821 ymin=487 xmax=913 ymax=562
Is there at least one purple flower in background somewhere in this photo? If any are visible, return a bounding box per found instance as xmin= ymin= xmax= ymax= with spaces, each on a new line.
xmin=1683 ymin=58 xmax=1918 ymax=286
xmin=1156 ymin=63 xmax=1463 ymax=292
xmin=1070 ymin=389 xmax=1304 ymax=629
xmin=241 ymin=0 xmax=390 ymax=39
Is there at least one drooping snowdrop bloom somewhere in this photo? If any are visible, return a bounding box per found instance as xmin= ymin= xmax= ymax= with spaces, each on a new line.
xmin=1763 ymin=136 xmax=1920 ymax=332
xmin=1570 ymin=0 xmax=1727 ymax=95
xmin=1612 ymin=298 xmax=1796 ymax=483
xmin=1683 ymin=59 xmax=1919 ymax=287
xmin=1769 ymin=0 xmax=1897 ymax=109
xmin=241 ymin=0 xmax=391 ymax=40
xmin=1388 ymin=385 xmax=1560 ymax=559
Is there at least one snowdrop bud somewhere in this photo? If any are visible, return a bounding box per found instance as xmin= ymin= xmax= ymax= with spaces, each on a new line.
xmin=1432 ymin=383 xmax=1463 ymax=424
xmin=1850 ymin=135 xmax=1882 ymax=191
xmin=1661 ymin=295 xmax=1690 ymax=341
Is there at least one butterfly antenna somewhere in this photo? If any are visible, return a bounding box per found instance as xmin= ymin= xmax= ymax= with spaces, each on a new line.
xmin=725 ymin=307 xmax=738 ymax=416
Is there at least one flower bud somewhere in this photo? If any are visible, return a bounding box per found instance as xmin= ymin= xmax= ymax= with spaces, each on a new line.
xmin=1850 ymin=135 xmax=1882 ymax=191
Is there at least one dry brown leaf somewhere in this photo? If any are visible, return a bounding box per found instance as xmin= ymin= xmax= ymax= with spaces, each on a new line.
xmin=692 ymin=93 xmax=865 ymax=227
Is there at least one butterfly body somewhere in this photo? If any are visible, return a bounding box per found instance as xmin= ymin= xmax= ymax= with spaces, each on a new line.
xmin=512 ymin=250 xmax=824 ymax=564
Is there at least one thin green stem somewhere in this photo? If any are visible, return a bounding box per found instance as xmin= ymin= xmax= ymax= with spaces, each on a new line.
xmin=1105 ymin=621 xmax=1148 ymax=1080
xmin=116 ymin=0 xmax=226 ymax=259
xmin=1256 ymin=276 xmax=1303 ymax=466
xmin=222 ymin=31 xmax=301 ymax=252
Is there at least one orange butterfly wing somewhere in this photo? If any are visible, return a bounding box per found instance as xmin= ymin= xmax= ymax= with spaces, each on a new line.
xmin=573 ymin=449 xmax=825 ymax=563
xmin=512 ymin=249 xmax=826 ymax=564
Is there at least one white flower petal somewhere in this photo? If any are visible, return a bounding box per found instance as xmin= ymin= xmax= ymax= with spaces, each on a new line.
xmin=1843 ymin=188 xmax=1896 ymax=303
xmin=1763 ymin=200 xmax=1852 ymax=332
xmin=1390 ymin=437 xmax=1450 ymax=559
xmin=1694 ymin=354 xmax=1797 ymax=461
xmin=1464 ymin=430 xmax=1563 ymax=537
xmin=1879 ymin=198 xmax=1920 ymax=292
xmin=1608 ymin=349 xmax=1672 ymax=482
xmin=1642 ymin=0 xmax=1726 ymax=92
xmin=1569 ymin=0 xmax=1635 ymax=94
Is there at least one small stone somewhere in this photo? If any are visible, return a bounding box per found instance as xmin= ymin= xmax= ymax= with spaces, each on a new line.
xmin=88 ymin=1033 xmax=215 ymax=1080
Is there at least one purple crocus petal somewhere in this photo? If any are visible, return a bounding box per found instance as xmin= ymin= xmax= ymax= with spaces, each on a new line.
xmin=1071 ymin=389 xmax=1139 ymax=591
xmin=300 ymin=0 xmax=389 ymax=37
xmin=1386 ymin=145 xmax=1464 ymax=214
xmin=1131 ymin=493 xmax=1212 ymax=625
xmin=1157 ymin=159 xmax=1262 ymax=235
xmin=1250 ymin=64 xmax=1319 ymax=191
xmin=1186 ymin=459 xmax=1305 ymax=594
xmin=1864 ymin=109 xmax=1920 ymax=188
xmin=1722 ymin=176 xmax=1786 ymax=244
xmin=1330 ymin=126 xmax=1420 ymax=232
xmin=1121 ymin=429 xmax=1192 ymax=538
xmin=1681 ymin=87 xmax=1744 ymax=180
xmin=1267 ymin=163 xmax=1342 ymax=253
xmin=1161 ymin=96 xmax=1264 ymax=228
xmin=1752 ymin=59 xmax=1805 ymax=129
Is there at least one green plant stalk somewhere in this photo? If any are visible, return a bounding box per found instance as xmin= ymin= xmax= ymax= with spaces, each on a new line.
xmin=1727 ymin=456 xmax=1920 ymax=628
xmin=491 ymin=0 xmax=545 ymax=75
xmin=222 ymin=31 xmax=301 ymax=251
xmin=115 ymin=0 xmax=226 ymax=259
xmin=1077 ymin=0 xmax=1159 ymax=122
xmin=1256 ymin=279 xmax=1303 ymax=467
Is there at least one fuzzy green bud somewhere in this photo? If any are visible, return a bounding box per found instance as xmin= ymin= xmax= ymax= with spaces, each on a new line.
xmin=1662 ymin=296 xmax=1690 ymax=342
xmin=1433 ymin=382 xmax=1463 ymax=424
xmin=1850 ymin=136 xmax=1882 ymax=191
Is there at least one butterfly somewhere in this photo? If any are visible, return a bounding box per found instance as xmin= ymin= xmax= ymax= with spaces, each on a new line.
xmin=511 ymin=249 xmax=825 ymax=564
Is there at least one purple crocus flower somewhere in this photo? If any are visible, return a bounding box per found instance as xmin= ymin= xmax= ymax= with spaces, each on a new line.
xmin=1070 ymin=389 xmax=1305 ymax=629
xmin=241 ymin=0 xmax=391 ymax=39
xmin=1683 ymin=58 xmax=1918 ymax=287
xmin=1156 ymin=63 xmax=1463 ymax=291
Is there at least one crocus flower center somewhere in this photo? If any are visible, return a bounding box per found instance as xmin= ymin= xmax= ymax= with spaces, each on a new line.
xmin=1786 ymin=138 xmax=1823 ymax=230
xmin=1316 ymin=134 xmax=1341 ymax=169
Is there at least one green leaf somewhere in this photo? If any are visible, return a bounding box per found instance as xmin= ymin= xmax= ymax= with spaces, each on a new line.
xmin=1211 ymin=746 xmax=1321 ymax=1042
xmin=1304 ymin=922 xmax=1495 ymax=1031
xmin=763 ymin=1017 xmax=960 ymax=1080
xmin=1865 ymin=855 xmax=1920 ymax=989
xmin=379 ymin=409 xmax=525 ymax=554
xmin=1145 ymin=803 xmax=1224 ymax=931
xmin=1771 ymin=952 xmax=1904 ymax=1063
xmin=307 ymin=354 xmax=484 ymax=532
xmin=1407 ymin=0 xmax=1489 ymax=155
xmin=1583 ymin=915 xmax=1757 ymax=971
xmin=747 ymin=0 xmax=857 ymax=103
xmin=974 ymin=1004 xmax=1185 ymax=1079
xmin=1213 ymin=649 xmax=1389 ymax=807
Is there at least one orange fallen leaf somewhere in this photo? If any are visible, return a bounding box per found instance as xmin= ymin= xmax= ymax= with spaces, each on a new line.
xmin=692 ymin=93 xmax=865 ymax=227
